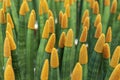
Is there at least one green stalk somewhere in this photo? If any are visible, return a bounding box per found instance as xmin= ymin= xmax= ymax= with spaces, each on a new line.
xmin=50 ymin=48 xmax=60 ymax=80
xmin=88 ymin=34 xmax=105 ymax=80
xmin=61 ymin=29 xmax=74 ymax=80
xmin=25 ymin=10 xmax=36 ymax=80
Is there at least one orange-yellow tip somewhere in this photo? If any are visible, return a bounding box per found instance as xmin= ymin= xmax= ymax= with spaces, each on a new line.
xmin=4 ymin=65 xmax=15 ymax=80
xmin=42 ymin=20 xmax=50 ymax=39
xmin=64 ymin=0 xmax=69 ymax=8
xmin=2 ymin=0 xmax=6 ymax=12
xmin=61 ymin=13 xmax=68 ymax=29
xmin=6 ymin=56 xmax=12 ymax=66
xmin=83 ymin=17 xmax=90 ymax=30
xmin=6 ymin=0 xmax=11 ymax=7
xmin=110 ymin=46 xmax=120 ymax=68
xmin=59 ymin=32 xmax=66 ymax=48
xmin=109 ymin=64 xmax=120 ymax=80
xmin=111 ymin=0 xmax=117 ymax=14
xmin=94 ymin=23 xmax=102 ymax=38
xmin=40 ymin=59 xmax=49 ymax=80
xmin=80 ymin=27 xmax=88 ymax=42
xmin=103 ymin=43 xmax=110 ymax=59
xmin=71 ymin=63 xmax=82 ymax=80
xmin=4 ymin=37 xmax=11 ymax=57
xmin=39 ymin=1 xmax=43 ymax=15
xmin=0 ymin=9 xmax=6 ymax=24
xmin=28 ymin=10 xmax=36 ymax=29
xmin=65 ymin=4 xmax=70 ymax=17
xmin=118 ymin=14 xmax=120 ymax=21
xmin=6 ymin=23 xmax=13 ymax=37
xmin=50 ymin=48 xmax=59 ymax=68
xmin=7 ymin=13 xmax=14 ymax=28
xmin=104 ymin=0 xmax=110 ymax=6
xmin=94 ymin=14 xmax=101 ymax=27
xmin=45 ymin=33 xmax=56 ymax=53
xmin=19 ymin=1 xmax=29 ymax=15
xmin=59 ymin=11 xmax=63 ymax=24
xmin=43 ymin=0 xmax=49 ymax=13
xmin=81 ymin=9 xmax=89 ymax=24
xmin=93 ymin=1 xmax=99 ymax=14
xmin=106 ymin=27 xmax=112 ymax=42
xmin=65 ymin=29 xmax=73 ymax=47
xmin=6 ymin=31 xmax=16 ymax=50
xmin=49 ymin=16 xmax=55 ymax=33
xmin=79 ymin=44 xmax=88 ymax=64
xmin=94 ymin=34 xmax=105 ymax=53
xmin=69 ymin=0 xmax=73 ymax=5
xmin=48 ymin=10 xmax=53 ymax=18
xmin=89 ymin=0 xmax=95 ymax=8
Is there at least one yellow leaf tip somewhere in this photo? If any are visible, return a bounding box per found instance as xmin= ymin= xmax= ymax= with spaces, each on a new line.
xmin=59 ymin=32 xmax=66 ymax=48
xmin=80 ymin=27 xmax=88 ymax=42
xmin=94 ymin=14 xmax=101 ymax=27
xmin=81 ymin=9 xmax=89 ymax=24
xmin=106 ymin=27 xmax=112 ymax=42
xmin=103 ymin=43 xmax=110 ymax=59
xmin=111 ymin=0 xmax=117 ymax=13
xmin=49 ymin=16 xmax=55 ymax=33
xmin=93 ymin=1 xmax=99 ymax=14
xmin=61 ymin=13 xmax=68 ymax=29
xmin=95 ymin=23 xmax=102 ymax=38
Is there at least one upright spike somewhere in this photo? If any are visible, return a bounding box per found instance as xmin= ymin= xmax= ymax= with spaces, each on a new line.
xmin=111 ymin=0 xmax=117 ymax=14
xmin=6 ymin=0 xmax=11 ymax=7
xmin=109 ymin=64 xmax=120 ymax=80
xmin=104 ymin=0 xmax=110 ymax=6
xmin=79 ymin=44 xmax=88 ymax=64
xmin=40 ymin=59 xmax=49 ymax=80
xmin=65 ymin=4 xmax=70 ymax=17
xmin=81 ymin=10 xmax=89 ymax=24
xmin=93 ymin=1 xmax=99 ymax=14
xmin=61 ymin=13 xmax=68 ymax=29
xmin=48 ymin=10 xmax=53 ymax=18
xmin=94 ymin=23 xmax=102 ymax=38
xmin=94 ymin=14 xmax=101 ymax=27
xmin=45 ymin=33 xmax=56 ymax=53
xmin=80 ymin=27 xmax=88 ymax=42
xmin=4 ymin=65 xmax=15 ymax=80
xmin=0 ymin=9 xmax=6 ymax=24
xmin=103 ymin=43 xmax=110 ymax=59
xmin=2 ymin=0 xmax=6 ymax=12
xmin=28 ymin=10 xmax=36 ymax=29
xmin=43 ymin=0 xmax=49 ymax=13
xmin=59 ymin=32 xmax=66 ymax=48
xmin=106 ymin=27 xmax=112 ymax=42
xmin=6 ymin=56 xmax=12 ymax=66
xmin=83 ymin=17 xmax=90 ymax=30
xmin=59 ymin=11 xmax=63 ymax=24
xmin=42 ymin=20 xmax=50 ymax=39
xmin=89 ymin=0 xmax=95 ymax=8
xmin=49 ymin=16 xmax=55 ymax=33
xmin=6 ymin=23 xmax=13 ymax=37
xmin=64 ymin=0 xmax=69 ymax=8
xmin=39 ymin=1 xmax=43 ymax=15
xmin=94 ymin=34 xmax=105 ymax=53
xmin=7 ymin=13 xmax=14 ymax=28
xmin=71 ymin=63 xmax=82 ymax=80
xmin=110 ymin=46 xmax=120 ymax=68
xmin=65 ymin=29 xmax=73 ymax=47
xmin=4 ymin=37 xmax=11 ymax=57
xmin=50 ymin=48 xmax=59 ymax=68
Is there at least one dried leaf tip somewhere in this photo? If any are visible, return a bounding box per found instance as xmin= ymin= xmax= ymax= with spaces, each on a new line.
xmin=94 ymin=34 xmax=105 ymax=53
xmin=7 ymin=13 xmax=14 ymax=28
xmin=111 ymin=0 xmax=117 ymax=14
xmin=65 ymin=29 xmax=73 ymax=47
xmin=93 ymin=1 xmax=99 ymax=14
xmin=42 ymin=20 xmax=50 ymax=39
xmin=6 ymin=56 xmax=12 ymax=66
xmin=59 ymin=11 xmax=63 ymax=24
xmin=117 ymin=14 xmax=120 ymax=21
xmin=6 ymin=0 xmax=11 ymax=7
xmin=6 ymin=23 xmax=13 ymax=37
xmin=50 ymin=48 xmax=59 ymax=68
xmin=106 ymin=27 xmax=112 ymax=42
xmin=0 ymin=9 xmax=6 ymax=24
xmin=81 ymin=9 xmax=89 ymax=24
xmin=83 ymin=17 xmax=90 ymax=30
xmin=19 ymin=1 xmax=29 ymax=15
xmin=65 ymin=4 xmax=70 ymax=17
xmin=45 ymin=33 xmax=56 ymax=53
xmin=95 ymin=23 xmax=102 ymax=38
xmin=59 ymin=32 xmax=66 ymax=48
xmin=28 ymin=10 xmax=36 ymax=29
xmin=43 ymin=0 xmax=49 ymax=13
xmin=4 ymin=65 xmax=15 ymax=80
xmin=6 ymin=31 xmax=16 ymax=50
xmin=71 ymin=63 xmax=82 ymax=80
xmin=94 ymin=14 xmax=101 ymax=27
xmin=110 ymin=46 xmax=120 ymax=68
xmin=109 ymin=64 xmax=120 ymax=80
xmin=4 ymin=37 xmax=11 ymax=57
xmin=49 ymin=16 xmax=55 ymax=33
xmin=104 ymin=0 xmax=110 ymax=6
xmin=48 ymin=10 xmax=53 ymax=18
xmin=41 ymin=59 xmax=49 ymax=80
xmin=80 ymin=27 xmax=88 ymax=42
xmin=61 ymin=13 xmax=68 ymax=29
xmin=103 ymin=43 xmax=110 ymax=59
xmin=79 ymin=44 xmax=88 ymax=64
